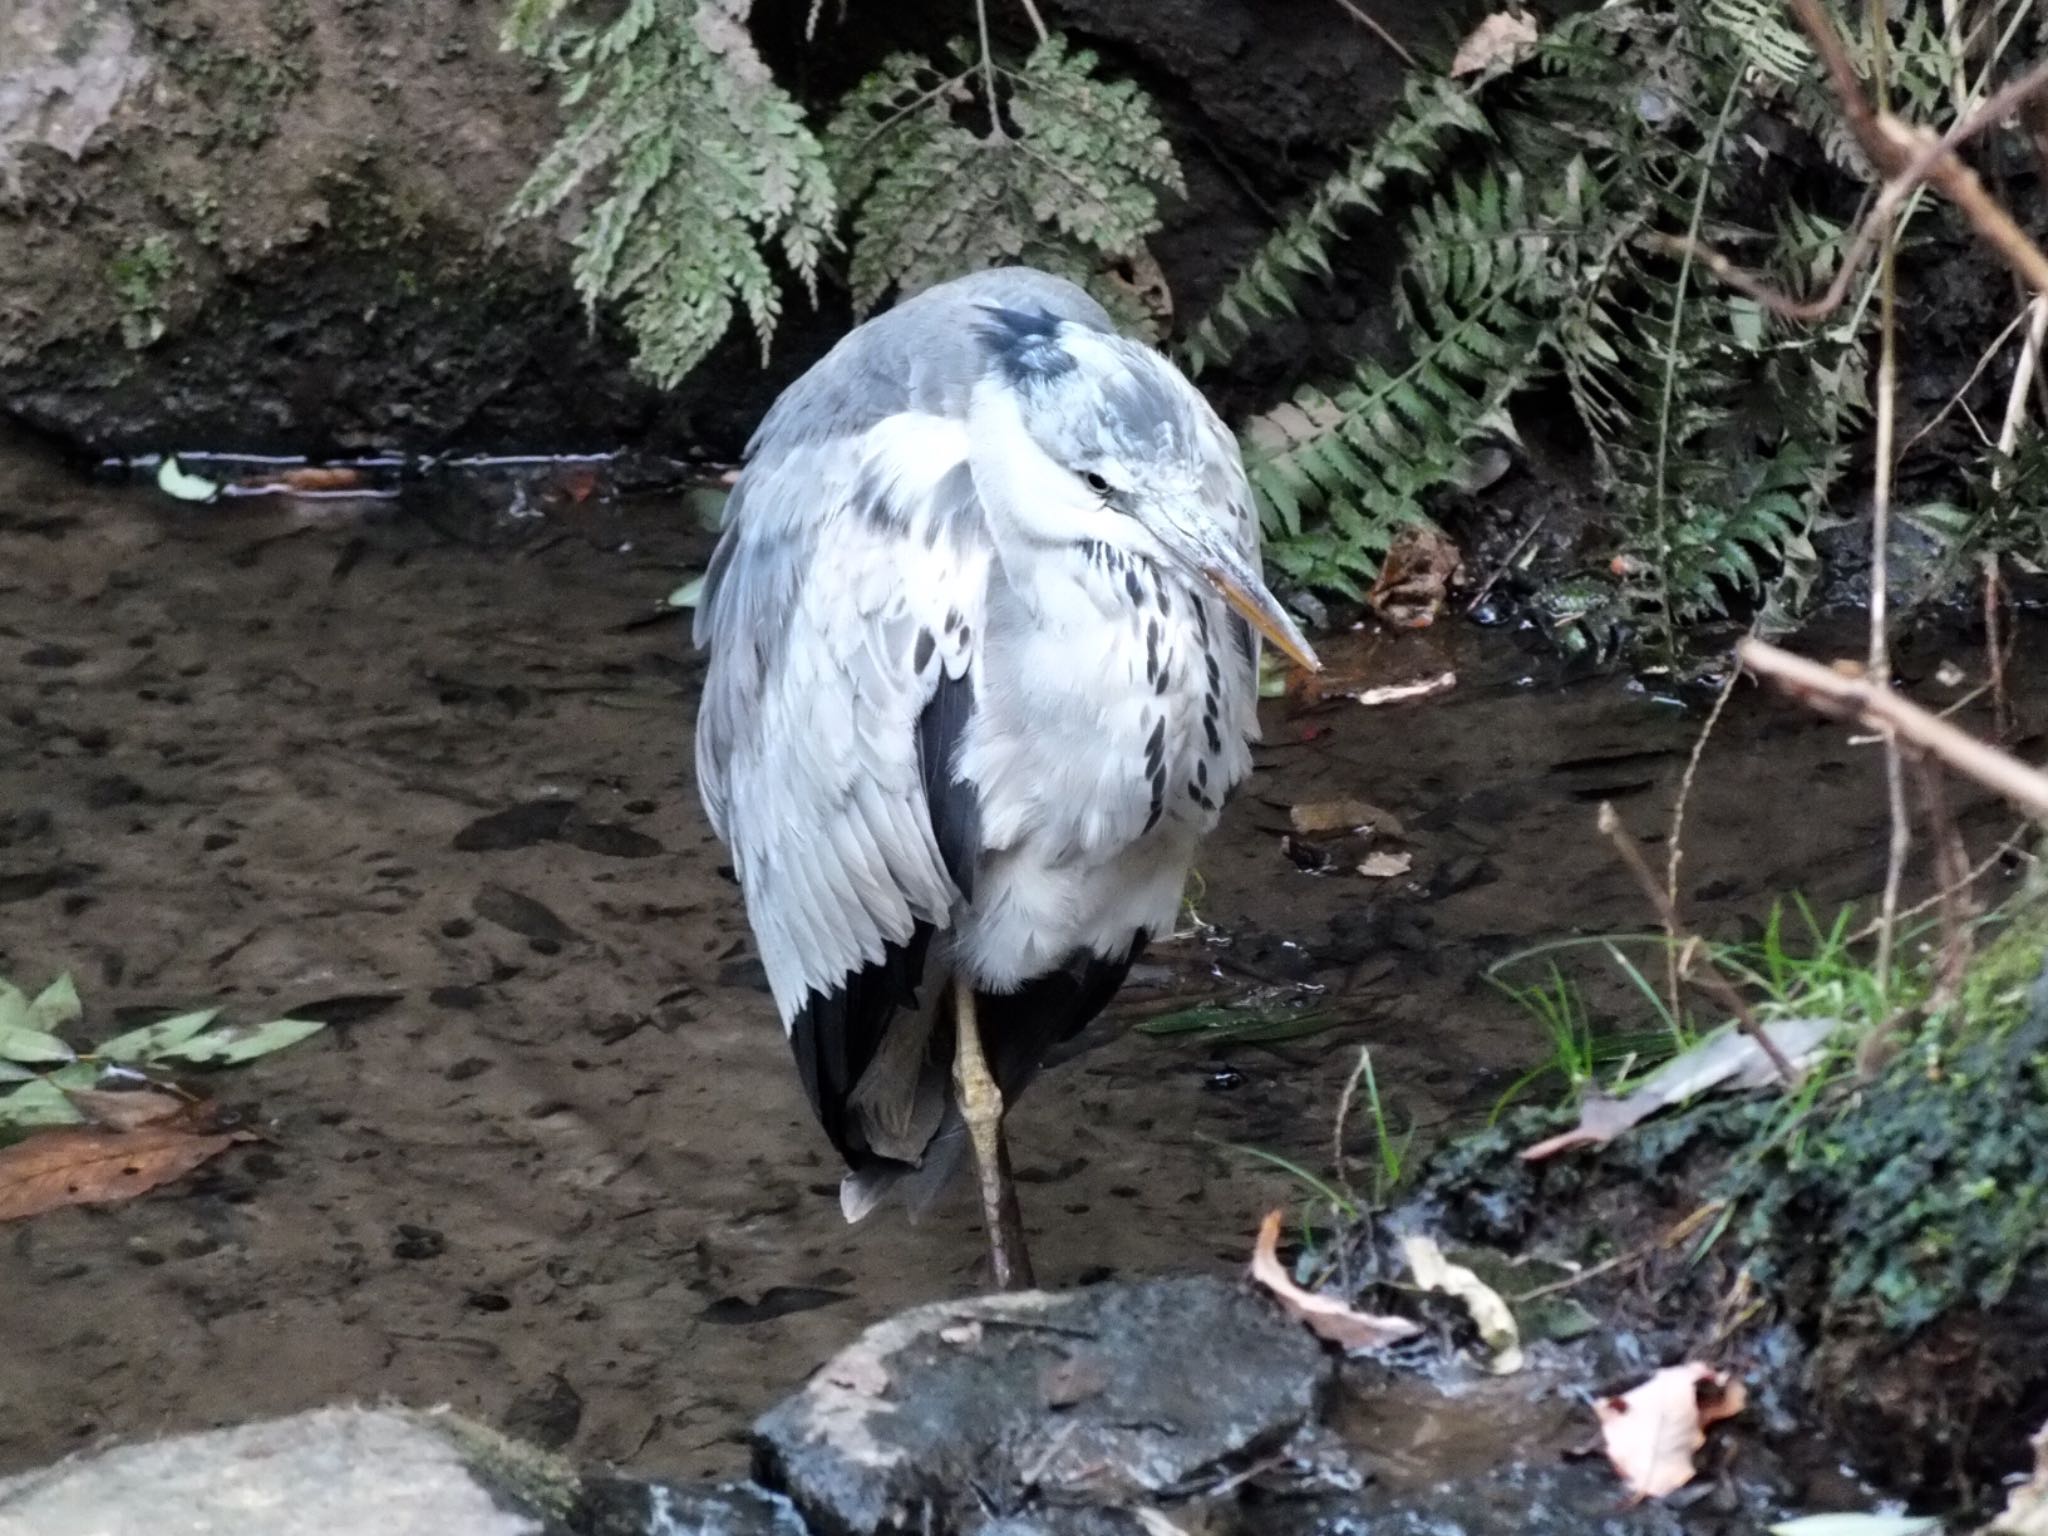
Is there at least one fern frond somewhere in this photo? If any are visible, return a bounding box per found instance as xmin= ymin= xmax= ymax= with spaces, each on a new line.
xmin=1240 ymin=165 xmax=1561 ymax=595
xmin=504 ymin=0 xmax=834 ymax=388
xmin=824 ymin=33 xmax=1182 ymax=319
xmin=1179 ymin=76 xmax=1489 ymax=376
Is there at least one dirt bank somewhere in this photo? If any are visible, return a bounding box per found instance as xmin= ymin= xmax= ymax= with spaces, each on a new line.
xmin=1 ymin=0 xmax=1476 ymax=459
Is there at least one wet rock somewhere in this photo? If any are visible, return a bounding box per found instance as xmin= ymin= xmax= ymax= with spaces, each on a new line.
xmin=503 ymin=1372 xmax=584 ymax=1453
xmin=0 ymin=1407 xmax=578 ymax=1536
xmin=752 ymin=1276 xmax=1338 ymax=1536
xmin=578 ymin=1480 xmax=810 ymax=1536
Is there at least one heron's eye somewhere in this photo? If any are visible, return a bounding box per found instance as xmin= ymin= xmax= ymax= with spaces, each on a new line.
xmin=1082 ymin=471 xmax=1113 ymax=496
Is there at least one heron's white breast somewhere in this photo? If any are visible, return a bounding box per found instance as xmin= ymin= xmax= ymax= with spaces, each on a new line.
xmin=952 ymin=541 xmax=1254 ymax=989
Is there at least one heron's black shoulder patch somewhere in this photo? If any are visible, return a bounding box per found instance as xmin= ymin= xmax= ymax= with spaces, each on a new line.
xmin=976 ymin=305 xmax=1074 ymax=387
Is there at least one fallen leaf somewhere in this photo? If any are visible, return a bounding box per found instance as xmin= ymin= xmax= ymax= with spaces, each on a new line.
xmin=1358 ymin=851 xmax=1414 ymax=879
xmin=938 ymin=1321 xmax=983 ymax=1347
xmin=0 ymin=1125 xmax=247 ymax=1221
xmin=1450 ymin=9 xmax=1540 ymax=77
xmin=94 ymin=1009 xmax=222 ymax=1064
xmin=1401 ymin=1233 xmax=1522 ymax=1373
xmin=156 ymin=456 xmax=221 ymax=503
xmin=1934 ymin=660 xmax=1967 ymax=689
xmin=1596 ymin=1363 xmax=1745 ymax=1501
xmin=0 ymin=1080 xmax=88 ymax=1131
xmin=1770 ymin=1516 xmax=1944 ymax=1536
xmin=154 ymin=1017 xmax=324 ymax=1066
xmin=275 ymin=466 xmax=365 ymax=493
xmin=1251 ymin=1209 xmax=1422 ymax=1351
xmin=1355 ymin=671 xmax=1457 ymax=707
xmin=1367 ymin=525 xmax=1464 ymax=629
xmin=64 ymin=1087 xmax=190 ymax=1132
xmin=1521 ymin=1018 xmax=1837 ymax=1160
xmin=1290 ymin=798 xmax=1387 ymax=835
xmin=0 ymin=1023 xmax=74 ymax=1066
xmin=27 ymin=974 xmax=82 ymax=1034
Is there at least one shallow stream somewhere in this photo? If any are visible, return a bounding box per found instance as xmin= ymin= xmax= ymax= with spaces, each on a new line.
xmin=0 ymin=431 xmax=2032 ymax=1481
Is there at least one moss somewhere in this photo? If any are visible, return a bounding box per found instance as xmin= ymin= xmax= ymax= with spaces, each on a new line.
xmin=106 ymin=235 xmax=180 ymax=349
xmin=131 ymin=1 xmax=318 ymax=151
xmin=1734 ymin=960 xmax=2048 ymax=1334
xmin=413 ymin=1408 xmax=581 ymax=1525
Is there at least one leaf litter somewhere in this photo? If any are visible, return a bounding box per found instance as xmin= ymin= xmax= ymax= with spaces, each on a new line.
xmin=1250 ymin=1209 xmax=1421 ymax=1351
xmin=1595 ymin=1362 xmax=1745 ymax=1502
xmin=0 ymin=970 xmax=325 ymax=1217
xmin=1521 ymin=1017 xmax=1837 ymax=1161
xmin=0 ymin=1123 xmax=252 ymax=1222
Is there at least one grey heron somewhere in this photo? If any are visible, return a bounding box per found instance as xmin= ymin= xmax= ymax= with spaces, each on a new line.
xmin=693 ymin=267 xmax=1320 ymax=1289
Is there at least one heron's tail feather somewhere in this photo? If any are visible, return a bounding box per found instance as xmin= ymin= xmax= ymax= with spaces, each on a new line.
xmin=838 ymin=1114 xmax=969 ymax=1224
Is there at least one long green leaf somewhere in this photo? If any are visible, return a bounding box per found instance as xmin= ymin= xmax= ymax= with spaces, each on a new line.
xmin=156 ymin=1018 xmax=326 ymax=1066
xmin=95 ymin=1009 xmax=222 ymax=1064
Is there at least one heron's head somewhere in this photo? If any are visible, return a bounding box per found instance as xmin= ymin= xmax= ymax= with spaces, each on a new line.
xmin=967 ymin=305 xmax=1319 ymax=672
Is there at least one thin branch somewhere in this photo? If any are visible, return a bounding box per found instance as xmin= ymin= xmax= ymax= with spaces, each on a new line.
xmin=1870 ymin=91 xmax=1909 ymax=998
xmin=1596 ymin=802 xmax=1800 ymax=1083
xmin=1651 ymin=48 xmax=2048 ymax=322
xmin=1014 ymin=0 xmax=1050 ymax=47
xmin=1789 ymin=0 xmax=2048 ymax=299
xmin=1664 ymin=639 xmax=1750 ymax=1026
xmin=1848 ymin=821 xmax=2031 ymax=943
xmin=1993 ymin=294 xmax=2048 ymax=484
xmin=974 ymin=0 xmax=1005 ymax=140
xmin=1901 ymin=300 xmax=2032 ymax=455
xmin=1737 ymin=637 xmax=2048 ymax=820
xmin=1330 ymin=0 xmax=1419 ymax=68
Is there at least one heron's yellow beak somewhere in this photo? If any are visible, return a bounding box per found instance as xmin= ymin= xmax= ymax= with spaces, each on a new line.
xmin=1202 ymin=560 xmax=1321 ymax=674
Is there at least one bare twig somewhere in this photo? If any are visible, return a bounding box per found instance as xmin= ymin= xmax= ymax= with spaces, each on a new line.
xmin=1870 ymin=125 xmax=1910 ymax=998
xmin=1901 ymin=301 xmax=2032 ymax=455
xmin=1510 ymin=1200 xmax=1728 ymax=1303
xmin=1848 ymin=822 xmax=2031 ymax=943
xmin=1993 ymin=295 xmax=2048 ymax=485
xmin=1910 ymin=751 xmax=1978 ymax=1010
xmin=1737 ymin=638 xmax=2048 ymax=820
xmin=1596 ymin=802 xmax=1800 ymax=1083
xmin=1330 ymin=0 xmax=1419 ymax=68
xmin=1652 ymin=45 xmax=2048 ymax=322
xmin=974 ymin=0 xmax=1005 ymax=140
xmin=1664 ymin=641 xmax=1750 ymax=1025
xmin=1014 ymin=0 xmax=1050 ymax=47
xmin=1985 ymin=555 xmax=2014 ymax=742
xmin=1463 ymin=512 xmax=1549 ymax=616
xmin=1789 ymin=0 xmax=2048 ymax=298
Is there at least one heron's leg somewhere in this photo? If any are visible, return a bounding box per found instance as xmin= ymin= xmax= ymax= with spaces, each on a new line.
xmin=952 ymin=974 xmax=1035 ymax=1291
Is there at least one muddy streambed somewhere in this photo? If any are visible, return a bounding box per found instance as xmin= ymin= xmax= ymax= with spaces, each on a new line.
xmin=0 ymin=432 xmax=2033 ymax=1482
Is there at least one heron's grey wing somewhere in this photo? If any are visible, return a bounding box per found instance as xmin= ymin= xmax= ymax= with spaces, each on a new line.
xmin=693 ymin=408 xmax=989 ymax=1160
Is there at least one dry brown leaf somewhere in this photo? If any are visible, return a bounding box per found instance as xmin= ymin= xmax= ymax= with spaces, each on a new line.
xmin=64 ymin=1087 xmax=191 ymax=1132
xmin=1358 ymin=851 xmax=1414 ymax=879
xmin=1595 ymin=1363 xmax=1745 ymax=1501
xmin=1250 ymin=1209 xmax=1421 ymax=1350
xmin=0 ymin=1125 xmax=246 ymax=1222
xmin=1450 ymin=10 xmax=1540 ymax=77
xmin=1367 ymin=525 xmax=1464 ymax=629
